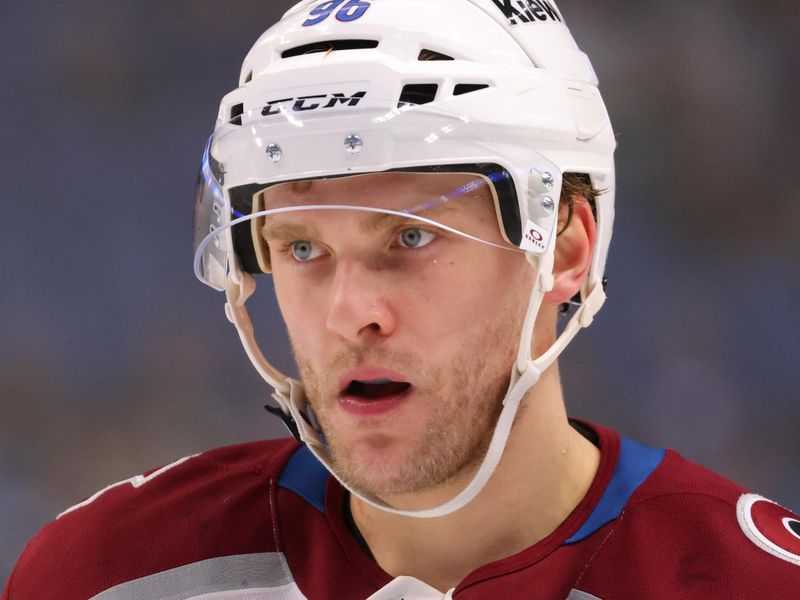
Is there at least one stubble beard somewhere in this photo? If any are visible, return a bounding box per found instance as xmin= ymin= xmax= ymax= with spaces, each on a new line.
xmin=294 ymin=316 xmax=519 ymax=498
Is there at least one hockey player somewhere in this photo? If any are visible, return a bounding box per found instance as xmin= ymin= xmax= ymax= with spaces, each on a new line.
xmin=4 ymin=1 xmax=799 ymax=598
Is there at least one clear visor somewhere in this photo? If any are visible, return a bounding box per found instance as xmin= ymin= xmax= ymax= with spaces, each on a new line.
xmin=193 ymin=137 xmax=229 ymax=289
xmin=193 ymin=98 xmax=561 ymax=289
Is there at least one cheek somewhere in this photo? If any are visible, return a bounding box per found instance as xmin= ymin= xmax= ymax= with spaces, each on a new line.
xmin=410 ymin=252 xmax=529 ymax=339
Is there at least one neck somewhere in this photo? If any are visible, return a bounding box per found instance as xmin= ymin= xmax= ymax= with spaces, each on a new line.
xmin=350 ymin=364 xmax=601 ymax=592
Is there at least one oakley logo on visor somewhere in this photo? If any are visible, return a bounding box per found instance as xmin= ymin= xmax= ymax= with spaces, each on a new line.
xmin=521 ymin=220 xmax=550 ymax=254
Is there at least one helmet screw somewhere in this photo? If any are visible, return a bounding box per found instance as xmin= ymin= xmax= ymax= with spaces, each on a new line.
xmin=344 ymin=134 xmax=363 ymax=154
xmin=541 ymin=196 xmax=555 ymax=214
xmin=266 ymin=143 xmax=283 ymax=163
xmin=541 ymin=171 xmax=554 ymax=190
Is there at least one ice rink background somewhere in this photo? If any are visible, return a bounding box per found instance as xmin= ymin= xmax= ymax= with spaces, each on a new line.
xmin=1 ymin=0 xmax=798 ymax=583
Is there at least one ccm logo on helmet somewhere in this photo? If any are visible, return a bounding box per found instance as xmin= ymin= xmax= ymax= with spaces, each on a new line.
xmin=261 ymin=91 xmax=367 ymax=116
xmin=491 ymin=0 xmax=563 ymax=26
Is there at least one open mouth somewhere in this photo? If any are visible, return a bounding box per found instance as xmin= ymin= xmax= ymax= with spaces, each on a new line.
xmin=343 ymin=379 xmax=412 ymax=400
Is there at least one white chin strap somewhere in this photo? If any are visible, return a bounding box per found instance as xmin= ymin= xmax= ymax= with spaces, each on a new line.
xmin=224 ymin=249 xmax=605 ymax=519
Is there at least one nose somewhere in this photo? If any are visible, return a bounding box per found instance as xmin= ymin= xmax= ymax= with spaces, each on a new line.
xmin=325 ymin=258 xmax=397 ymax=343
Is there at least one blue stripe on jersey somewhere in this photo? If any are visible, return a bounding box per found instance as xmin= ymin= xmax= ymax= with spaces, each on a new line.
xmin=278 ymin=445 xmax=328 ymax=513
xmin=565 ymin=438 xmax=666 ymax=544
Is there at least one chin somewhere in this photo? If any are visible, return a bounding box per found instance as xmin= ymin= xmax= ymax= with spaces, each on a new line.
xmin=331 ymin=433 xmax=431 ymax=496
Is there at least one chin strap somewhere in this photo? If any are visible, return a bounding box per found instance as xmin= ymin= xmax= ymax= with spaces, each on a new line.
xmin=288 ymin=355 xmax=541 ymax=519
xmin=224 ymin=248 xmax=605 ymax=518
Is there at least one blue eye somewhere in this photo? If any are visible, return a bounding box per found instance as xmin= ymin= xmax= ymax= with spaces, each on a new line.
xmin=398 ymin=228 xmax=435 ymax=249
xmin=291 ymin=241 xmax=323 ymax=261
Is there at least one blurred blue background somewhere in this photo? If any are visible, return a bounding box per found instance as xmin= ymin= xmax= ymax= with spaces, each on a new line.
xmin=1 ymin=0 xmax=798 ymax=583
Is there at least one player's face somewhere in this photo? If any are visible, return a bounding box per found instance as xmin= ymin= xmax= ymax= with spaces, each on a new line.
xmin=265 ymin=172 xmax=533 ymax=498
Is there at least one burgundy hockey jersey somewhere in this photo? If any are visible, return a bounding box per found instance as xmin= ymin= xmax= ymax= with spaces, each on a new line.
xmin=3 ymin=423 xmax=799 ymax=599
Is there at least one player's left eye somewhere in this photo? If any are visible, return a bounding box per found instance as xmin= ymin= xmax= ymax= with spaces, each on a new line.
xmin=397 ymin=228 xmax=436 ymax=249
xmin=290 ymin=240 xmax=325 ymax=261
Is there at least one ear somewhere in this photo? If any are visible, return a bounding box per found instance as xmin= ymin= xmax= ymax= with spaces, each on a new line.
xmin=544 ymin=198 xmax=596 ymax=305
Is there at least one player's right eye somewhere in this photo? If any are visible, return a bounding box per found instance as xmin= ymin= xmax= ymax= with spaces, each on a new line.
xmin=289 ymin=240 xmax=324 ymax=262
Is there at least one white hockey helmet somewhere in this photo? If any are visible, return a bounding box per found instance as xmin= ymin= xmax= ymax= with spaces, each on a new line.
xmin=193 ymin=0 xmax=615 ymax=518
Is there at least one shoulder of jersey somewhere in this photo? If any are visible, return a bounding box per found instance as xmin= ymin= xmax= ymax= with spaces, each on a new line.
xmin=631 ymin=446 xmax=749 ymax=504
xmin=579 ymin=447 xmax=800 ymax=596
xmin=2 ymin=438 xmax=300 ymax=600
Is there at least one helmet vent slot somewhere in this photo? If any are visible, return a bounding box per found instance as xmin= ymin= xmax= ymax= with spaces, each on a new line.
xmin=398 ymin=84 xmax=439 ymax=107
xmin=244 ymin=70 xmax=253 ymax=83
xmin=453 ymin=83 xmax=491 ymax=96
xmin=418 ymin=49 xmax=454 ymax=61
xmin=281 ymin=39 xmax=379 ymax=58
xmin=229 ymin=103 xmax=244 ymax=126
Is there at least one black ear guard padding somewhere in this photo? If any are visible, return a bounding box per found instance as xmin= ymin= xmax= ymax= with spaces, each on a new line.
xmin=230 ymin=183 xmax=268 ymax=274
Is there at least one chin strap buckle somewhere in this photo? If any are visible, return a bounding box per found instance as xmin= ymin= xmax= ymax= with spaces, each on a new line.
xmin=577 ymin=281 xmax=606 ymax=328
xmin=268 ymin=379 xmax=324 ymax=448
xmin=268 ymin=379 xmax=305 ymax=442
xmin=264 ymin=403 xmax=302 ymax=441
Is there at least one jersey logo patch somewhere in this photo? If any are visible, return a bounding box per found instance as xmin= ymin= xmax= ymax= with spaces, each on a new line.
xmin=737 ymin=493 xmax=800 ymax=566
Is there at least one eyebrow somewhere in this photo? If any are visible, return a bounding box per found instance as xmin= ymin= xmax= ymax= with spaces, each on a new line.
xmin=260 ymin=221 xmax=322 ymax=242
